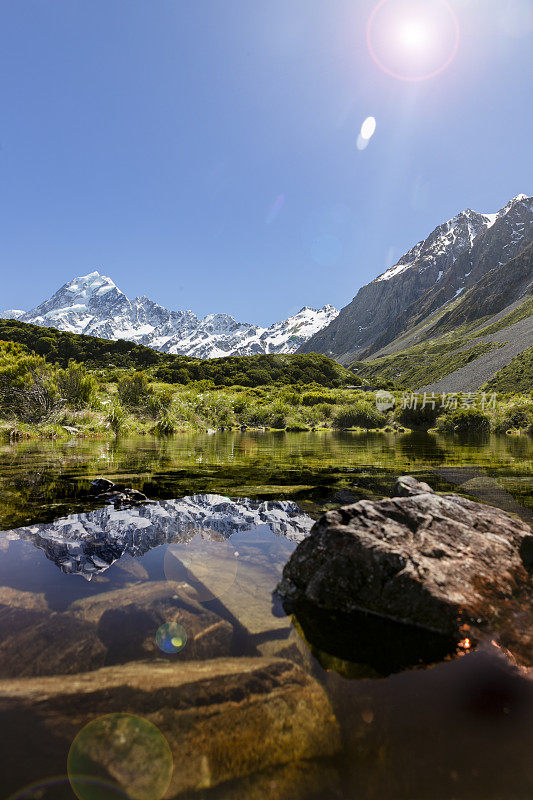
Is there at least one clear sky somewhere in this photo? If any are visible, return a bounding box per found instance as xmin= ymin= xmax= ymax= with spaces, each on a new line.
xmin=1 ymin=0 xmax=531 ymax=324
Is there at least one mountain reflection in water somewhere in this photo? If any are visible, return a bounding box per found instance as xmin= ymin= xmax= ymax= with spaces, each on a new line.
xmin=1 ymin=495 xmax=314 ymax=580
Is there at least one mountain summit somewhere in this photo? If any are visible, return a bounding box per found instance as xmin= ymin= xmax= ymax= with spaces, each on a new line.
xmin=1 ymin=273 xmax=338 ymax=359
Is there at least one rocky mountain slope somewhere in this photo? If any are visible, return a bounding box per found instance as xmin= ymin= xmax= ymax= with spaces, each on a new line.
xmin=299 ymin=194 xmax=533 ymax=372
xmin=1 ymin=272 xmax=338 ymax=359
xmin=348 ymin=242 xmax=533 ymax=391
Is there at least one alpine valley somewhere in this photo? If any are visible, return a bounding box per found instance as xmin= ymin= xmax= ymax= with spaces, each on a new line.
xmin=2 ymin=193 xmax=532 ymax=390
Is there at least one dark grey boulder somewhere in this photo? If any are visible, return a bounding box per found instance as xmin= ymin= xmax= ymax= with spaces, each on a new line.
xmin=90 ymin=478 xmax=148 ymax=505
xmin=90 ymin=477 xmax=114 ymax=493
xmin=277 ymin=477 xmax=533 ymax=664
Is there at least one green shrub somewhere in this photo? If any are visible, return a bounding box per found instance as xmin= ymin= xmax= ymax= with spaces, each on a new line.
xmin=56 ymin=361 xmax=97 ymax=409
xmin=118 ymin=372 xmax=152 ymax=407
xmin=106 ymin=402 xmax=127 ymax=436
xmin=194 ymin=395 xmax=235 ymax=427
xmin=494 ymin=400 xmax=533 ymax=433
xmin=437 ymin=407 xmax=491 ymax=434
xmin=395 ymin=403 xmax=441 ymax=431
xmin=301 ymin=392 xmax=336 ymax=407
xmin=0 ymin=343 xmax=61 ymax=423
xmin=316 ymin=402 xmax=334 ymax=419
xmin=155 ymin=408 xmax=177 ymax=436
xmin=332 ymin=402 xmax=385 ymax=429
xmin=280 ymin=389 xmax=301 ymax=406
xmin=145 ymin=389 xmax=174 ymax=419
xmin=243 ymin=401 xmax=290 ymax=429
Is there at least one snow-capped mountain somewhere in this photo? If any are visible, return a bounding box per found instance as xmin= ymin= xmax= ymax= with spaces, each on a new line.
xmin=299 ymin=193 xmax=533 ymax=361
xmin=1 ymin=271 xmax=338 ymax=359
xmin=3 ymin=495 xmax=314 ymax=579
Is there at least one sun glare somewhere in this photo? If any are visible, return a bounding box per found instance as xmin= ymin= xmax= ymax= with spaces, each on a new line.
xmin=366 ymin=0 xmax=460 ymax=82
xmin=398 ymin=20 xmax=431 ymax=50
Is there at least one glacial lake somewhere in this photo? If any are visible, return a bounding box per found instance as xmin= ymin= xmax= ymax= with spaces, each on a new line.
xmin=0 ymin=430 xmax=532 ymax=800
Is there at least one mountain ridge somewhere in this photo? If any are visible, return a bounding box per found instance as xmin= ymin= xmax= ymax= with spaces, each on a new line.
xmin=1 ymin=271 xmax=338 ymax=359
xmin=298 ymin=194 xmax=533 ymax=380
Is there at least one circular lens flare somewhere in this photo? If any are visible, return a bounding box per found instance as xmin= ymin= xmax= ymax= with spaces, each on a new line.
xmin=156 ymin=622 xmax=187 ymax=654
xmin=367 ymin=0 xmax=460 ymax=82
xmin=68 ymin=714 xmax=173 ymax=800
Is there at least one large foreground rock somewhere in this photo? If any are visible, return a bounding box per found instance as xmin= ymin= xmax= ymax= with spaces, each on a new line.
xmin=277 ymin=477 xmax=533 ymax=662
xmin=0 ymin=658 xmax=340 ymax=798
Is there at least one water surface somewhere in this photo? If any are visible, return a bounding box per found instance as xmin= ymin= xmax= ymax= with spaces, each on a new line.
xmin=1 ymin=431 xmax=532 ymax=800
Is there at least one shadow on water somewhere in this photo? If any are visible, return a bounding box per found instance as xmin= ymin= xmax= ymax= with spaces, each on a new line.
xmin=284 ymin=600 xmax=461 ymax=677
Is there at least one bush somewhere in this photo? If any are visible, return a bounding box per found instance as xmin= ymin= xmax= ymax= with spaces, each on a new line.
xmin=145 ymin=389 xmax=174 ymax=419
xmin=437 ymin=407 xmax=491 ymax=434
xmin=56 ymin=361 xmax=97 ymax=409
xmin=242 ymin=401 xmax=290 ymax=429
xmin=0 ymin=344 xmax=62 ymax=423
xmin=118 ymin=372 xmax=152 ymax=407
xmin=494 ymin=400 xmax=533 ymax=433
xmin=395 ymin=403 xmax=441 ymax=431
xmin=332 ymin=402 xmax=385 ymax=429
xmin=316 ymin=402 xmax=334 ymax=419
xmin=106 ymin=402 xmax=127 ymax=436
xmin=194 ymin=395 xmax=235 ymax=428
xmin=301 ymin=392 xmax=336 ymax=407
xmin=155 ymin=408 xmax=177 ymax=436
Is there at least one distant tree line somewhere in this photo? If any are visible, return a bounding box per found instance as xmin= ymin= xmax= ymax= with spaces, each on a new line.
xmin=0 ymin=319 xmax=355 ymax=387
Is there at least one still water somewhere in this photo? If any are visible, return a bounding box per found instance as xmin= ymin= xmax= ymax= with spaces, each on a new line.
xmin=0 ymin=431 xmax=532 ymax=800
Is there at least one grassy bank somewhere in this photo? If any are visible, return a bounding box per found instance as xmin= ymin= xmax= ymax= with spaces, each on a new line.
xmin=2 ymin=371 xmax=531 ymax=442
xmin=0 ymin=329 xmax=531 ymax=440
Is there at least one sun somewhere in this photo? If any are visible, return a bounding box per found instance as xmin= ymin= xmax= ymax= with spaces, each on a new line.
xmin=366 ymin=0 xmax=460 ymax=82
xmin=397 ymin=19 xmax=432 ymax=51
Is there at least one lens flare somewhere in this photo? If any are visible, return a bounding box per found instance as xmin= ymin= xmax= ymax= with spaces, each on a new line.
xmin=266 ymin=194 xmax=285 ymax=225
xmin=68 ymin=714 xmax=173 ymax=800
xmin=366 ymin=0 xmax=460 ymax=82
xmin=6 ymin=776 xmax=128 ymax=800
xmin=360 ymin=116 xmax=377 ymax=140
xmin=156 ymin=621 xmax=187 ymax=654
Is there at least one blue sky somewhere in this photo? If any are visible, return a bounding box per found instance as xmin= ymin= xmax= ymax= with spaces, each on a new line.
xmin=1 ymin=0 xmax=531 ymax=324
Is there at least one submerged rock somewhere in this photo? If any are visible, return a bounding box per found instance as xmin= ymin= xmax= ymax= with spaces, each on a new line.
xmin=0 ymin=581 xmax=234 ymax=677
xmin=0 ymin=606 xmax=106 ymax=677
xmin=277 ymin=476 xmax=533 ymax=666
xmin=70 ymin=581 xmax=234 ymax=662
xmin=0 ymin=658 xmax=340 ymax=797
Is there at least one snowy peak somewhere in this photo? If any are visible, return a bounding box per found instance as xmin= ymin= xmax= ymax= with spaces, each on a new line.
xmin=3 ymin=271 xmax=338 ymax=359
xmin=373 ymin=195 xmax=532 ymax=283
xmin=298 ymin=192 xmax=533 ymax=361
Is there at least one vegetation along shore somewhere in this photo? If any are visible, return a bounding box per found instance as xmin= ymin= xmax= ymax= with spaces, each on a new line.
xmin=1 ymin=320 xmax=531 ymax=441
